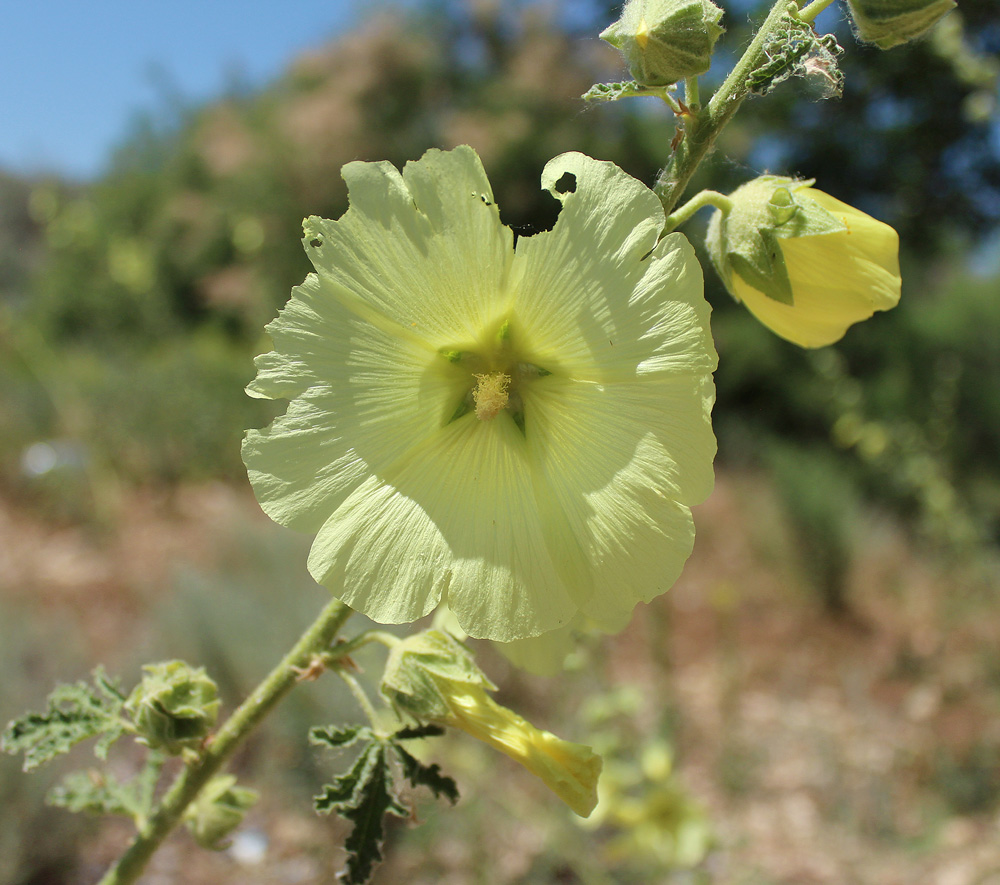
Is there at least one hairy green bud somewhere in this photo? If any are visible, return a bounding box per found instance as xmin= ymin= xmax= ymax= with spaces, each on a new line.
xmin=124 ymin=661 xmax=220 ymax=754
xmin=846 ymin=0 xmax=956 ymax=49
xmin=601 ymin=0 xmax=724 ymax=87
xmin=184 ymin=775 xmax=258 ymax=849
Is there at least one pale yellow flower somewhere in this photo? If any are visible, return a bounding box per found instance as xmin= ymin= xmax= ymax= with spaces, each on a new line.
xmin=244 ymin=146 xmax=716 ymax=641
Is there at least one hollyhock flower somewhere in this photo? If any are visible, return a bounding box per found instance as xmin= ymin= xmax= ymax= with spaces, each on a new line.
xmin=706 ymin=176 xmax=901 ymax=348
xmin=243 ymin=146 xmax=716 ymax=642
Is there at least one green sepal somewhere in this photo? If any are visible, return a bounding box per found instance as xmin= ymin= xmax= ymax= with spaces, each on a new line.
xmin=707 ymin=177 xmax=847 ymax=306
xmin=184 ymin=774 xmax=259 ymax=850
xmin=600 ymin=0 xmax=725 ymax=87
xmin=2 ymin=668 xmax=128 ymax=772
xmin=380 ymin=630 xmax=494 ymax=723
xmin=729 ymin=235 xmax=794 ymax=305
xmin=846 ymin=0 xmax=956 ymax=49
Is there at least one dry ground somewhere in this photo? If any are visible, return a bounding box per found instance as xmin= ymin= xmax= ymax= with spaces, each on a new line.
xmin=3 ymin=470 xmax=1000 ymax=884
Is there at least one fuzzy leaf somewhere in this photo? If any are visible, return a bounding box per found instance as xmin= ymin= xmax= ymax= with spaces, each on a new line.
xmin=315 ymin=741 xmax=408 ymax=884
xmin=392 ymin=724 xmax=446 ymax=741
xmin=49 ymin=769 xmax=139 ymax=817
xmin=2 ymin=669 xmax=128 ymax=771
xmin=582 ymin=80 xmax=674 ymax=102
xmin=392 ymin=743 xmax=459 ymax=805
xmin=310 ymin=725 xmax=372 ymax=749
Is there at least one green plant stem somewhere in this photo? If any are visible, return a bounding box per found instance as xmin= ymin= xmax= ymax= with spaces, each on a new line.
xmin=663 ymin=189 xmax=733 ymax=232
xmin=335 ymin=668 xmax=384 ymax=733
xmin=798 ymin=0 xmax=837 ymax=24
xmin=684 ymin=76 xmax=701 ymax=111
xmin=653 ymin=0 xmax=799 ymax=218
xmin=97 ymin=597 xmax=353 ymax=885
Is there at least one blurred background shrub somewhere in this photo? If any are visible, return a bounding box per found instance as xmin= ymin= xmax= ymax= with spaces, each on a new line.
xmin=1 ymin=0 xmax=998 ymax=882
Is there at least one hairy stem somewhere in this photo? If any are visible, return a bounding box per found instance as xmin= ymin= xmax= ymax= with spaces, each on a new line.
xmin=97 ymin=597 xmax=353 ymax=885
xmin=653 ymin=0 xmax=799 ymax=219
xmin=663 ymin=189 xmax=733 ymax=232
xmin=798 ymin=0 xmax=837 ymax=24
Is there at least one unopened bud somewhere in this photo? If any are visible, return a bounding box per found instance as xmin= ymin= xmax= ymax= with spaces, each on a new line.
xmin=846 ymin=0 xmax=956 ymax=49
xmin=125 ymin=660 xmax=220 ymax=754
xmin=601 ymin=0 xmax=725 ymax=87
xmin=381 ymin=630 xmax=602 ymax=816
xmin=184 ymin=775 xmax=258 ymax=849
xmin=706 ymin=176 xmax=901 ymax=347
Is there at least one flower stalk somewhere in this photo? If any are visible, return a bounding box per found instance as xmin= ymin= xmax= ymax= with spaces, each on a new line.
xmin=97 ymin=598 xmax=352 ymax=885
xmin=654 ymin=0 xmax=802 ymax=217
xmin=663 ymin=189 xmax=732 ymax=232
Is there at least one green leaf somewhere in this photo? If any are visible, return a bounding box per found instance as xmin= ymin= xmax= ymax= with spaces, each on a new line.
xmin=48 ymin=769 xmax=138 ymax=817
xmin=392 ymin=743 xmax=459 ymax=805
xmin=2 ymin=669 xmax=128 ymax=772
xmin=47 ymin=751 xmax=165 ymax=822
xmin=315 ymin=741 xmax=408 ymax=885
xmin=310 ymin=725 xmax=372 ymax=749
xmin=747 ymin=17 xmax=844 ymax=99
xmin=581 ymin=80 xmax=674 ymax=103
xmin=392 ymin=724 xmax=445 ymax=742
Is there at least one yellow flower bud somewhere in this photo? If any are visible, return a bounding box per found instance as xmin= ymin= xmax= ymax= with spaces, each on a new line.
xmin=846 ymin=0 xmax=956 ymax=49
xmin=601 ymin=0 xmax=725 ymax=87
xmin=706 ymin=177 xmax=901 ymax=348
xmin=381 ymin=630 xmax=602 ymax=816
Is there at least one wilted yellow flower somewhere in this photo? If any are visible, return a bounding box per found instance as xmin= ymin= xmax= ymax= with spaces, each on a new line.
xmin=381 ymin=630 xmax=601 ymax=816
xmin=243 ymin=146 xmax=717 ymax=642
xmin=706 ymin=176 xmax=901 ymax=348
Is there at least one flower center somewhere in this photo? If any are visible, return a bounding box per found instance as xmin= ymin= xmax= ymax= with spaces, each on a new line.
xmin=439 ymin=319 xmax=550 ymax=433
xmin=472 ymin=372 xmax=511 ymax=421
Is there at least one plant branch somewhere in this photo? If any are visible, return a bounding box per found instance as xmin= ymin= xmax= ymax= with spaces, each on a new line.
xmin=97 ymin=597 xmax=353 ymax=885
xmin=653 ymin=0 xmax=799 ymax=219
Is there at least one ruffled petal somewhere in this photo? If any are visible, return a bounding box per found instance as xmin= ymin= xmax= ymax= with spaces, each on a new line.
xmin=243 ymin=274 xmax=462 ymax=532
xmin=511 ymin=153 xmax=693 ymax=382
xmin=302 ymin=146 xmax=512 ymax=348
xmin=308 ymin=414 xmax=580 ymax=641
xmin=523 ymin=372 xmax=713 ymax=632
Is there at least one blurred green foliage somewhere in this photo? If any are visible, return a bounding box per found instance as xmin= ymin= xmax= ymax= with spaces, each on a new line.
xmin=0 ymin=599 xmax=90 ymax=885
xmin=0 ymin=0 xmax=997 ymax=583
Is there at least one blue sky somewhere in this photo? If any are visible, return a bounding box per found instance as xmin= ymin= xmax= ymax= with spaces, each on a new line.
xmin=0 ymin=0 xmax=395 ymax=180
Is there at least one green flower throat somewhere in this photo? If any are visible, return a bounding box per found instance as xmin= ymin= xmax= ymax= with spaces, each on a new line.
xmin=439 ymin=318 xmax=551 ymax=431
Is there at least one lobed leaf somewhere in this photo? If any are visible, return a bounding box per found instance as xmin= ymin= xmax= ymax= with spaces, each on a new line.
xmin=315 ymin=741 xmax=409 ymax=884
xmin=2 ymin=669 xmax=128 ymax=772
xmin=392 ymin=743 xmax=459 ymax=805
xmin=310 ymin=724 xmax=372 ymax=749
xmin=48 ymin=769 xmax=138 ymax=817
